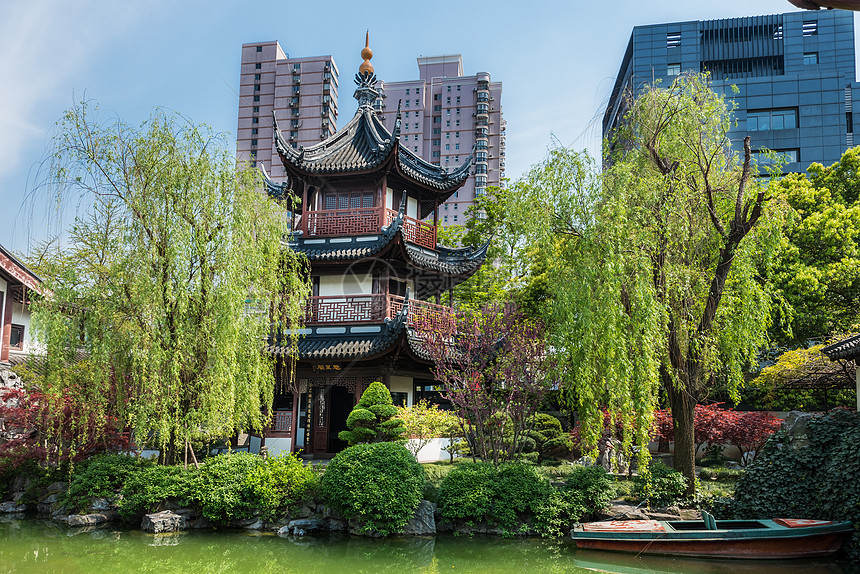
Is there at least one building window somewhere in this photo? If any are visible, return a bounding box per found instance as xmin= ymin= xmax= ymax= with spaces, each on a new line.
xmin=456 ymin=120 xmax=460 ymax=127
xmin=803 ymin=52 xmax=818 ymax=65
xmin=256 ymin=46 xmax=262 ymax=52
xmin=802 ymin=21 xmax=818 ymax=37
xmin=445 ymin=144 xmax=450 ymax=150
xmin=253 ymin=95 xmax=260 ymax=102
xmin=253 ymin=106 xmax=259 ymax=113
xmin=415 ymin=99 xmax=419 ymax=106
xmin=667 ymin=31 xmax=681 ymax=48
xmin=251 ymin=128 xmax=258 ymax=135
xmin=414 ymin=123 xmax=418 ymax=129
xmin=433 ymin=139 xmax=440 ymax=146
xmin=444 ymin=215 xmax=448 ymax=222
xmin=456 ymin=108 xmax=460 ymax=114
xmin=255 ymin=63 xmax=261 ymax=69
xmin=667 ymin=63 xmax=681 ymax=76
xmin=405 ymin=100 xmax=409 ymax=107
xmin=434 ymin=105 xmax=441 ymax=112
xmin=293 ymin=63 xmax=301 ymax=70
xmin=446 ymin=97 xmax=451 ymax=104
xmin=406 ymin=88 xmax=410 ymax=95
xmin=433 ymin=128 xmax=441 ymax=134
xmin=433 ymin=117 xmax=441 ymax=123
xmin=434 ymin=94 xmax=440 ymax=101
xmin=457 ymin=85 xmax=461 ymax=90
xmin=455 ymin=143 xmax=460 ymax=150
xmin=254 ymin=84 xmax=260 ymax=91
xmin=414 ymin=146 xmax=418 ymax=152
xmin=456 ymin=96 xmax=461 ymax=104
xmin=252 ymin=117 xmax=259 ymax=124
xmin=455 ymin=131 xmax=460 ymax=137
xmin=447 ymin=86 xmax=451 ymax=92
xmin=254 ymin=74 xmax=261 ymax=81
xmin=753 ymin=148 xmax=799 ymax=165
xmin=9 ymin=324 xmax=23 ymax=350
xmin=324 ymin=190 xmax=374 ymax=210
xmin=432 ymin=151 xmax=440 ymax=157
xmin=251 ymin=139 xmax=258 ymax=146
xmin=747 ymin=108 xmax=798 ymax=131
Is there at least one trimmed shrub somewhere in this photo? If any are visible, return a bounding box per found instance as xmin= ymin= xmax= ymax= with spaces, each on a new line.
xmin=536 ymin=466 xmax=614 ymax=537
xmin=338 ymin=382 xmax=406 ymax=445
xmin=634 ymin=461 xmax=687 ymax=507
xmin=63 ymin=454 xmax=150 ymax=512
xmin=243 ymin=454 xmax=317 ymax=520
xmin=438 ymin=462 xmax=552 ymax=534
xmin=322 ymin=442 xmax=424 ymax=536
xmin=524 ymin=414 xmax=573 ymax=463
xmin=117 ymin=464 xmax=191 ymax=519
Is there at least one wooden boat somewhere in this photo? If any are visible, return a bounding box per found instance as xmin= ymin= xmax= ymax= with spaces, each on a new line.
xmin=570 ymin=513 xmax=853 ymax=559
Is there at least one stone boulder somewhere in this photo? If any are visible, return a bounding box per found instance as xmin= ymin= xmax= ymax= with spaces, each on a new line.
xmin=141 ymin=510 xmax=185 ymax=533
xmin=281 ymin=518 xmax=327 ymax=537
xmin=402 ymin=500 xmax=436 ymax=535
xmin=0 ymin=501 xmax=27 ymax=514
xmin=67 ymin=513 xmax=113 ymax=527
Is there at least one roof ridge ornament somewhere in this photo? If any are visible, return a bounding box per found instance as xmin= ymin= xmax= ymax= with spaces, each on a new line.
xmin=354 ymin=32 xmax=378 ymax=109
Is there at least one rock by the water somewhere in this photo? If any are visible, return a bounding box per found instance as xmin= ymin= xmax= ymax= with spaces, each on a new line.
xmin=141 ymin=510 xmax=184 ymax=533
xmin=0 ymin=501 xmax=26 ymax=514
xmin=67 ymin=513 xmax=112 ymax=527
xmin=402 ymin=500 xmax=436 ymax=535
xmin=285 ymin=518 xmax=327 ymax=536
xmin=90 ymin=498 xmax=113 ymax=512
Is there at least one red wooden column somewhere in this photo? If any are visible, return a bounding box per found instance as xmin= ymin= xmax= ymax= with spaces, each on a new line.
xmin=0 ymin=288 xmax=12 ymax=363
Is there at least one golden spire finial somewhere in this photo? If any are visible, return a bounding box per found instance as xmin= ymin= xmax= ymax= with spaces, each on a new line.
xmin=359 ymin=30 xmax=374 ymax=74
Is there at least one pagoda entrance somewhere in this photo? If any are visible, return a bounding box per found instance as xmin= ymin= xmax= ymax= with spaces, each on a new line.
xmin=308 ymin=376 xmax=373 ymax=456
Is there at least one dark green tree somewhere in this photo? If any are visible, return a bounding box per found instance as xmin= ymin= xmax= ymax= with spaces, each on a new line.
xmin=338 ymin=382 xmax=406 ymax=445
xmin=523 ymin=413 xmax=573 ymax=464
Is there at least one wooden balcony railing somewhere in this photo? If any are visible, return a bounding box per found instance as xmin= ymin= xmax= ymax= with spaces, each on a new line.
xmin=301 ymin=207 xmax=437 ymax=250
xmin=305 ymin=294 xmax=455 ymax=331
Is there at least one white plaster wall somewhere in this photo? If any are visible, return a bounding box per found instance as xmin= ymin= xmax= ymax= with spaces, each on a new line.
xmin=407 ymin=196 xmax=418 ymax=219
xmin=386 ymin=187 xmax=395 ymax=210
xmin=10 ymin=302 xmax=36 ymax=354
xmin=410 ymin=437 xmax=458 ymax=463
xmin=318 ymin=273 xmax=373 ymax=296
xmin=389 ymin=375 xmax=413 ymax=406
xmin=265 ymin=437 xmax=293 ymax=457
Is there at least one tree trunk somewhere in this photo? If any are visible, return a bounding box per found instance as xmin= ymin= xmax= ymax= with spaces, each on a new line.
xmin=665 ymin=381 xmax=697 ymax=496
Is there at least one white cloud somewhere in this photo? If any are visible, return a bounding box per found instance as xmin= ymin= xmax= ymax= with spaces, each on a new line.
xmin=0 ymin=1 xmax=147 ymax=180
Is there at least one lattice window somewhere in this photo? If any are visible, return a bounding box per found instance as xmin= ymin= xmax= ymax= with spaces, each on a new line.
xmin=273 ymin=411 xmax=293 ymax=434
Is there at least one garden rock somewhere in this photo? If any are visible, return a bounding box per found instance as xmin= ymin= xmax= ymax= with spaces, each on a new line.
xmin=67 ymin=513 xmax=113 ymax=527
xmin=285 ymin=518 xmax=327 ymax=536
xmin=597 ymin=501 xmax=647 ymax=521
xmin=90 ymin=498 xmax=113 ymax=512
xmin=402 ymin=500 xmax=436 ymax=535
xmin=141 ymin=510 xmax=185 ymax=533
xmin=0 ymin=501 xmax=26 ymax=513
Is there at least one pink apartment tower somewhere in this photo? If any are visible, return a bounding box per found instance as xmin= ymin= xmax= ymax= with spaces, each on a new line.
xmin=237 ymin=41 xmax=339 ymax=181
xmin=238 ymin=45 xmax=504 ymax=223
xmin=378 ymin=55 xmax=505 ymax=224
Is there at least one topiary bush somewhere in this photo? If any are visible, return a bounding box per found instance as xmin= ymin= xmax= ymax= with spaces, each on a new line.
xmin=438 ymin=462 xmax=552 ymax=534
xmin=729 ymin=409 xmax=860 ymax=559
xmin=63 ymin=454 xmax=151 ymax=512
xmin=634 ymin=460 xmax=688 ymax=507
xmin=338 ymin=382 xmax=406 ymax=445
xmin=322 ymin=442 xmax=424 ymax=536
xmin=524 ymin=414 xmax=573 ymax=463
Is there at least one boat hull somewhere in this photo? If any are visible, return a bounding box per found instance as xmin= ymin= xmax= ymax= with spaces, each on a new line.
xmin=570 ymin=519 xmax=854 ymax=559
xmin=573 ymin=531 xmax=850 ymax=559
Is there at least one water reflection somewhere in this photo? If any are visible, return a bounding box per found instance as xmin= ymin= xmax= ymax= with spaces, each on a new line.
xmin=0 ymin=518 xmax=855 ymax=574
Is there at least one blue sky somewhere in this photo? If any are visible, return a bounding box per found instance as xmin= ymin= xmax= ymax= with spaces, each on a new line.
xmin=1 ymin=0 xmax=854 ymax=254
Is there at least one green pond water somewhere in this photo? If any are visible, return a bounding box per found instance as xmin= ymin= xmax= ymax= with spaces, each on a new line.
xmin=0 ymin=518 xmax=856 ymax=574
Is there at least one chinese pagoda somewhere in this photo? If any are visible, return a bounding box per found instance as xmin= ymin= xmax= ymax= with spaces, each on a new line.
xmin=257 ymin=37 xmax=487 ymax=457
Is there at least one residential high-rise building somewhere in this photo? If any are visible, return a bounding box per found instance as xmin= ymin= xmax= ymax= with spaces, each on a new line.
xmin=378 ymin=55 xmax=505 ymax=224
xmin=237 ymin=42 xmax=339 ymax=180
xmin=604 ymin=10 xmax=858 ymax=172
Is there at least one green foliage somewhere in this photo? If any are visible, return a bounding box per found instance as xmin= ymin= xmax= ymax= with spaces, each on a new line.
xmin=536 ymin=466 xmax=614 ymax=537
xmin=524 ymin=414 xmax=573 ymax=463
xmin=338 ymin=382 xmax=405 ymax=446
xmin=634 ymin=461 xmax=688 ymax=507
xmin=438 ymin=462 xmax=552 ymax=534
xmin=30 ymin=102 xmax=310 ymax=462
xmin=243 ymin=454 xmax=317 ymax=520
xmin=321 ymin=442 xmax=424 ymax=536
xmin=768 ymin=148 xmax=860 ymax=342
xmin=698 ymin=467 xmax=744 ymax=481
xmin=63 ymin=454 xmax=150 ymax=512
xmin=117 ymin=464 xmax=192 ymax=519
xmin=729 ymin=409 xmax=860 ymax=559
xmin=397 ymin=400 xmax=461 ymax=458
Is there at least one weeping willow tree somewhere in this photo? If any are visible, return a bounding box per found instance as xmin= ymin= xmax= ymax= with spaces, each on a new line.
xmin=523 ymin=74 xmax=784 ymax=493
xmin=29 ymin=102 xmax=309 ymax=464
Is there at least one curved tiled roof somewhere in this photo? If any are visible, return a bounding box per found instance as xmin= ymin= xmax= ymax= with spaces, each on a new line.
xmin=821 ymin=334 xmax=860 ymax=361
xmin=265 ymin=298 xmax=409 ymax=361
xmin=272 ymin=71 xmax=472 ymax=194
xmin=403 ymin=241 xmax=489 ymax=277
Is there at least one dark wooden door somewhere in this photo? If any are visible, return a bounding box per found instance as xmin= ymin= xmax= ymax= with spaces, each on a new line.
xmin=312 ymin=386 xmax=329 ymax=455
